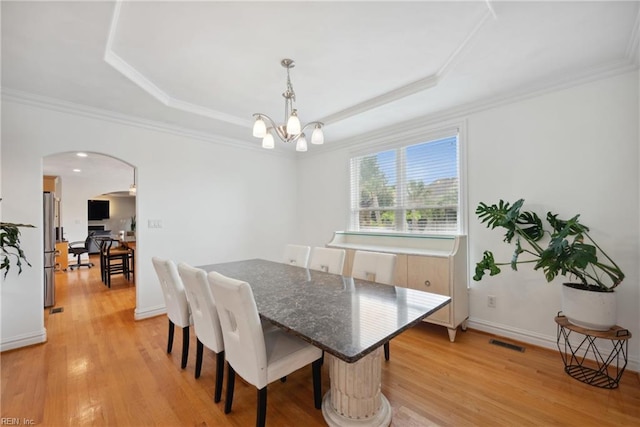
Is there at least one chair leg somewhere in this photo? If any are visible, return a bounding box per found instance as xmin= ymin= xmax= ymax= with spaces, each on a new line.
xmin=214 ymin=351 xmax=225 ymax=403
xmin=181 ymin=326 xmax=189 ymax=369
xmin=167 ymin=320 xmax=175 ymax=354
xmin=384 ymin=341 xmax=390 ymax=361
xmin=225 ymin=363 xmax=235 ymax=414
xmin=195 ymin=339 xmax=204 ymax=379
xmin=312 ymin=359 xmax=322 ymax=409
xmin=130 ymin=250 xmax=135 ymax=283
xmin=257 ymin=387 xmax=267 ymax=427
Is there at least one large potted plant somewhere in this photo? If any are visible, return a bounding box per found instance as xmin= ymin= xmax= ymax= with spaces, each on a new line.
xmin=474 ymin=199 xmax=624 ymax=331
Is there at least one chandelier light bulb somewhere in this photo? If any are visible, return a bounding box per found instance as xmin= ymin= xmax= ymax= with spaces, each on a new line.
xmin=311 ymin=126 xmax=324 ymax=145
xmin=262 ymin=133 xmax=275 ymax=149
xmin=296 ymin=134 xmax=308 ymax=152
xmin=286 ymin=110 xmax=301 ymax=135
xmin=253 ymin=117 xmax=267 ymax=138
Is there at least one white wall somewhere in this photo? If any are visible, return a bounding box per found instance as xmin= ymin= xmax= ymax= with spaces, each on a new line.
xmin=296 ymin=71 xmax=640 ymax=370
xmin=1 ymin=99 xmax=298 ymax=350
xmin=2 ymin=71 xmax=638 ymax=372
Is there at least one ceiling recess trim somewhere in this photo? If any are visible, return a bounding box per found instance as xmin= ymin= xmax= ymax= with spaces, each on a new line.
xmin=104 ymin=1 xmax=495 ymax=131
xmin=104 ymin=1 xmax=251 ymax=128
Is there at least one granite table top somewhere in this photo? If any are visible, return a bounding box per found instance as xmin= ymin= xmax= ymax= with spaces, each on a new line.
xmin=199 ymin=259 xmax=451 ymax=363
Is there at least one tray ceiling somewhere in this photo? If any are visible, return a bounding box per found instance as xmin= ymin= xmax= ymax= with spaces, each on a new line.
xmin=2 ymin=1 xmax=639 ymax=151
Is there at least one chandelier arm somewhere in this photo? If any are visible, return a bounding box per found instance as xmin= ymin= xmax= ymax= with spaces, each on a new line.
xmin=283 ymin=121 xmax=325 ymax=143
xmin=299 ymin=121 xmax=324 ymax=134
xmin=253 ymin=113 xmax=276 ymax=129
xmin=254 ymin=113 xmax=290 ymax=143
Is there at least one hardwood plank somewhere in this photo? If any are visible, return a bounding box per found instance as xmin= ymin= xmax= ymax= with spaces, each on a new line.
xmin=2 ymin=257 xmax=638 ymax=426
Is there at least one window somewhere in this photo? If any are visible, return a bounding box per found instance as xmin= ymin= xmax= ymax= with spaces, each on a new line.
xmin=350 ymin=133 xmax=460 ymax=234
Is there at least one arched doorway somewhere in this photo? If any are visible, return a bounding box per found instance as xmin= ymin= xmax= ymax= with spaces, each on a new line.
xmin=42 ymin=151 xmax=137 ymax=308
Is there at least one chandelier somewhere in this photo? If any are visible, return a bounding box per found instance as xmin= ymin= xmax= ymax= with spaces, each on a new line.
xmin=252 ymin=59 xmax=324 ymax=152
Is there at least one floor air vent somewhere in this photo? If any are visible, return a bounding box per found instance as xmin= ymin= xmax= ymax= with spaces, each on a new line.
xmin=489 ymin=339 xmax=525 ymax=352
xmin=49 ymin=307 xmax=64 ymax=314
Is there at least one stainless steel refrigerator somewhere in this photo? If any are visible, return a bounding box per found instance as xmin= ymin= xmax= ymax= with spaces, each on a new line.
xmin=43 ymin=192 xmax=56 ymax=308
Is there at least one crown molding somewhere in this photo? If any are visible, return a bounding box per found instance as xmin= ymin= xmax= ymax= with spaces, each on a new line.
xmin=3 ymin=56 xmax=635 ymax=163
xmin=0 ymin=88 xmax=296 ymax=158
xmin=305 ymin=58 xmax=638 ymax=158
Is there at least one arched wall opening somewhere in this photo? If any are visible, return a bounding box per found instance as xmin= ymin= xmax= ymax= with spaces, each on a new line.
xmin=42 ymin=151 xmax=137 ymax=311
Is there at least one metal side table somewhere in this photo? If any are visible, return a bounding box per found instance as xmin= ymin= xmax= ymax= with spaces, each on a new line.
xmin=555 ymin=315 xmax=631 ymax=389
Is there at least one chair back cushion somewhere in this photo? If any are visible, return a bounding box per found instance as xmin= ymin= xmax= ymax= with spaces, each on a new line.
xmin=309 ymin=247 xmax=346 ymax=275
xmin=177 ymin=263 xmax=224 ymax=353
xmin=208 ymin=271 xmax=267 ymax=388
xmin=151 ymin=257 xmax=191 ymax=327
xmin=282 ymin=244 xmax=311 ymax=268
xmin=351 ymin=251 xmax=397 ymax=285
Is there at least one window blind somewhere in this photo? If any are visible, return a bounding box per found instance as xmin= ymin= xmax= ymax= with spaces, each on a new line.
xmin=350 ymin=134 xmax=459 ymax=234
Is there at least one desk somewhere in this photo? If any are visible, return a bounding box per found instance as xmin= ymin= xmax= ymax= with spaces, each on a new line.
xmin=200 ymin=259 xmax=450 ymax=426
xmin=54 ymin=241 xmax=68 ymax=271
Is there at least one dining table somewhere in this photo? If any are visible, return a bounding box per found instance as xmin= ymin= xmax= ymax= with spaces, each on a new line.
xmin=198 ymin=258 xmax=451 ymax=427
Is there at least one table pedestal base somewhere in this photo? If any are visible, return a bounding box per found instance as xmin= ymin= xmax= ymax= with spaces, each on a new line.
xmin=322 ymin=348 xmax=392 ymax=427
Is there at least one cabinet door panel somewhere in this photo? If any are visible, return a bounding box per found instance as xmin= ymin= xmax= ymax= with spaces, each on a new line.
xmin=394 ymin=254 xmax=407 ymax=287
xmin=343 ymin=249 xmax=355 ymax=277
xmin=407 ymin=256 xmax=450 ymax=323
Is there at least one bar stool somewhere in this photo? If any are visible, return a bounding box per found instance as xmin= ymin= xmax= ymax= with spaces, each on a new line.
xmin=101 ymin=239 xmax=133 ymax=288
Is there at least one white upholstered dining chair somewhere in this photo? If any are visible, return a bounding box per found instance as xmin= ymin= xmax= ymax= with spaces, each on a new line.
xmin=351 ymin=250 xmax=397 ymax=361
xmin=208 ymin=271 xmax=323 ymax=427
xmin=152 ymin=257 xmax=191 ymax=369
xmin=309 ymin=247 xmax=346 ymax=275
xmin=177 ymin=263 xmax=225 ymax=403
xmin=282 ymin=244 xmax=311 ymax=268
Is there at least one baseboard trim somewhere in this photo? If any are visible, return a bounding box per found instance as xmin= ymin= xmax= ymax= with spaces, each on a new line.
xmin=134 ymin=304 xmax=166 ymax=321
xmin=0 ymin=328 xmax=47 ymax=352
xmin=467 ymin=318 xmax=639 ymax=373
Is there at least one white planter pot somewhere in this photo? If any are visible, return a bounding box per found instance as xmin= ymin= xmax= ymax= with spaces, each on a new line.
xmin=561 ymin=283 xmax=616 ymax=331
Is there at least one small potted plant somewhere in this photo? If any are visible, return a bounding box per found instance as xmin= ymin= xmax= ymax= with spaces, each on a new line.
xmin=474 ymin=199 xmax=624 ymax=331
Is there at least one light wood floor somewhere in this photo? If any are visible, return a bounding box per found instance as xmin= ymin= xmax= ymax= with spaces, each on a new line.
xmin=2 ymin=257 xmax=639 ymax=426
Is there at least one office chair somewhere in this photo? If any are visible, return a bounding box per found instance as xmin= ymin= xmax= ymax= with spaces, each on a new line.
xmin=68 ymin=235 xmax=94 ymax=270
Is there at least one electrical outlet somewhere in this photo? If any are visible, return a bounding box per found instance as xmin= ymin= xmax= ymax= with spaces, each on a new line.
xmin=488 ymin=295 xmax=496 ymax=308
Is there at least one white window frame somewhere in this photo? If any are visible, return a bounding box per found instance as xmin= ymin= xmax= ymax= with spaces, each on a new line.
xmin=348 ymin=122 xmax=467 ymax=235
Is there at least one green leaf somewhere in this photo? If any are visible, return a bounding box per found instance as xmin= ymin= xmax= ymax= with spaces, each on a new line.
xmin=473 ymin=251 xmax=502 ymax=281
xmin=1 ymin=222 xmax=35 ymax=278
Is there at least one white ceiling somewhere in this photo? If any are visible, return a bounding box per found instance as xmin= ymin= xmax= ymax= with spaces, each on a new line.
xmin=42 ymin=152 xmax=133 ymax=181
xmin=3 ymin=1 xmax=639 ymax=172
